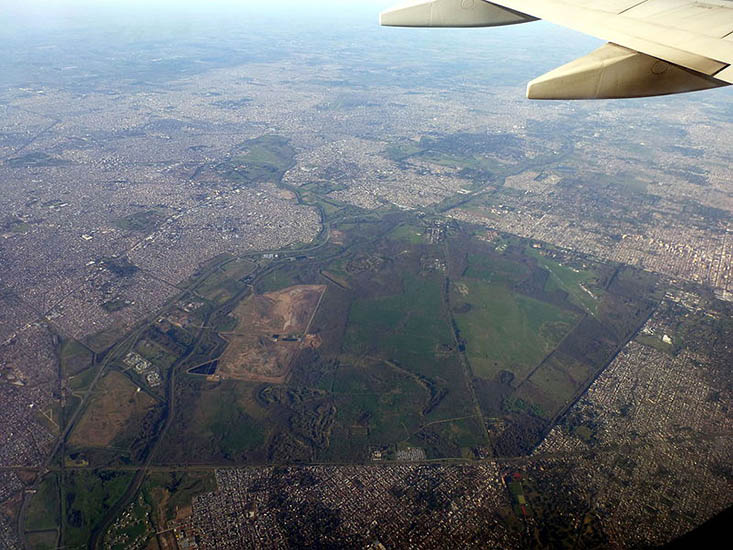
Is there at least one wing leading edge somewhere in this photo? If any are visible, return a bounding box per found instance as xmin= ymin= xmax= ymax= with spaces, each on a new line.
xmin=380 ymin=0 xmax=733 ymax=99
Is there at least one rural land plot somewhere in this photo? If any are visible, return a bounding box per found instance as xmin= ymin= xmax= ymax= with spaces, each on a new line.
xmin=342 ymin=271 xmax=476 ymax=422
xmin=154 ymin=377 xmax=270 ymax=464
xmin=67 ymin=371 xmax=159 ymax=454
xmin=453 ymin=277 xmax=579 ymax=383
xmin=61 ymin=470 xmax=134 ymax=549
xmin=218 ymin=284 xmax=327 ymax=383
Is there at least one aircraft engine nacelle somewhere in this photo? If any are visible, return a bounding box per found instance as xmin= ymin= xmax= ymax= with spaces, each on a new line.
xmin=380 ymin=0 xmax=536 ymax=28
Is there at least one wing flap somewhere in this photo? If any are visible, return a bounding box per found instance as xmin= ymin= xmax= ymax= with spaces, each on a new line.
xmin=379 ymin=0 xmax=733 ymax=97
xmin=487 ymin=0 xmax=733 ymax=81
xmin=380 ymin=0 xmax=536 ymax=28
xmin=527 ymin=42 xmax=727 ymax=99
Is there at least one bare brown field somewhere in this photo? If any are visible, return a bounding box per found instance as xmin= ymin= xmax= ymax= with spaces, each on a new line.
xmin=218 ymin=285 xmax=326 ymax=383
xmin=68 ymin=370 xmax=156 ymax=448
xmin=276 ymin=189 xmax=297 ymax=201
xmin=330 ymin=229 xmax=345 ymax=245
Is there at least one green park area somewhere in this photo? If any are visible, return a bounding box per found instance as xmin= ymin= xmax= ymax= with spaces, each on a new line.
xmin=61 ymin=470 xmax=134 ymax=549
xmin=454 ymin=254 xmax=580 ymax=383
xmin=226 ymin=134 xmax=296 ymax=185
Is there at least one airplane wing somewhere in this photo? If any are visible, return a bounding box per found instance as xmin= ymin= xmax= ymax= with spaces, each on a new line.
xmin=380 ymin=0 xmax=733 ymax=99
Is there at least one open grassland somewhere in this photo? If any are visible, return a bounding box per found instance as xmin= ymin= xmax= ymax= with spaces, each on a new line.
xmin=387 ymin=223 xmax=426 ymax=245
xmin=454 ymin=278 xmax=579 ymax=383
xmin=226 ymin=134 xmax=295 ymax=185
xmin=463 ymin=252 xmax=529 ymax=285
xmin=326 ymin=361 xmax=428 ymax=458
xmin=528 ymin=247 xmax=603 ymax=316
xmin=341 ymin=267 xmax=477 ymax=426
xmin=24 ymin=473 xmax=60 ymax=533
xmin=411 ymin=415 xmax=488 ymax=459
xmin=68 ymin=371 xmax=157 ymax=449
xmin=157 ymin=378 xmax=268 ymax=463
xmin=384 ymin=134 xmax=518 ymax=185
xmin=60 ymin=338 xmax=94 ymax=377
xmin=343 ymin=272 xmax=452 ymax=377
xmin=256 ymin=266 xmax=305 ymax=293
xmin=114 ymin=208 xmax=169 ymax=233
xmin=135 ymin=338 xmax=178 ymax=371
xmin=62 ymin=470 xmax=133 ymax=549
xmin=196 ymin=258 xmax=256 ymax=304
xmin=512 ymin=352 xmax=591 ymax=419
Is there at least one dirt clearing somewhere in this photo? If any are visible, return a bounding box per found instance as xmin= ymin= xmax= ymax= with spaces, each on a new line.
xmin=218 ymin=285 xmax=326 ymax=383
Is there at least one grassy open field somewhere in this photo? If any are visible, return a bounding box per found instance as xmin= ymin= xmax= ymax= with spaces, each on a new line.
xmin=68 ymin=364 xmax=100 ymax=394
xmin=195 ymin=258 xmax=256 ymax=304
xmin=384 ymin=135 xmax=508 ymax=183
xmin=24 ymin=473 xmax=60 ymax=532
xmin=60 ymin=338 xmax=94 ymax=378
xmin=156 ymin=378 xmax=268 ymax=463
xmin=343 ymin=272 xmax=452 ymax=375
xmin=62 ymin=470 xmax=134 ymax=549
xmin=512 ymin=351 xmax=592 ymax=419
xmin=135 ymin=338 xmax=178 ymax=371
xmin=68 ymin=370 xmax=157 ymax=449
xmin=527 ymin=247 xmax=603 ymax=316
xmin=256 ymin=266 xmax=305 ymax=293
xmin=463 ymin=252 xmax=529 ymax=285
xmin=453 ymin=278 xmax=579 ymax=383
xmin=342 ymin=269 xmax=477 ymax=423
xmin=410 ymin=415 xmax=488 ymax=459
xmin=325 ymin=361 xmax=428 ymax=459
xmin=387 ymin=223 xmax=426 ymax=245
xmin=226 ymin=134 xmax=295 ymax=185
xmin=114 ymin=208 xmax=168 ymax=232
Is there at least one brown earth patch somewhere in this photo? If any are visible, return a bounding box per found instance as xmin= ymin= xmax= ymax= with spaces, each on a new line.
xmin=330 ymin=229 xmax=345 ymax=245
xmin=218 ymin=285 xmax=326 ymax=383
xmin=68 ymin=370 xmax=156 ymax=448
xmin=276 ymin=189 xmax=296 ymax=200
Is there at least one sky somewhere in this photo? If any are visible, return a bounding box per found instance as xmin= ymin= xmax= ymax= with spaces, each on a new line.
xmin=0 ymin=0 xmax=612 ymax=93
xmin=1 ymin=0 xmax=395 ymax=17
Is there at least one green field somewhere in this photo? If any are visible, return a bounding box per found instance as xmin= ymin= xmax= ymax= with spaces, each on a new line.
xmin=62 ymin=470 xmax=134 ymax=549
xmin=114 ymin=209 xmax=168 ymax=232
xmin=25 ymin=474 xmax=60 ymax=532
xmin=327 ymin=361 xmax=428 ymax=457
xmin=410 ymin=416 xmax=488 ymax=459
xmin=135 ymin=338 xmax=179 ymax=371
xmin=513 ymin=352 xmax=592 ymax=419
xmin=384 ymin=136 xmax=501 ymax=180
xmin=384 ymin=140 xmax=424 ymax=162
xmin=463 ymin=252 xmax=529 ymax=284
xmin=387 ymin=223 xmax=425 ymax=244
xmin=60 ymin=339 xmax=94 ymax=378
xmin=343 ymin=272 xmax=452 ymax=374
xmin=196 ymin=259 xmax=256 ymax=304
xmin=453 ymin=278 xmax=579 ymax=382
xmin=226 ymin=134 xmax=295 ymax=185
xmin=256 ymin=266 xmax=304 ymax=293
xmin=528 ymin=247 xmax=603 ymax=316
xmin=156 ymin=379 xmax=268 ymax=463
xmin=68 ymin=364 xmax=100 ymax=393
